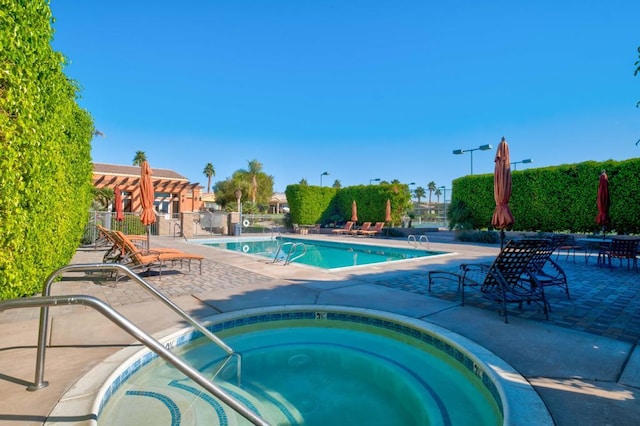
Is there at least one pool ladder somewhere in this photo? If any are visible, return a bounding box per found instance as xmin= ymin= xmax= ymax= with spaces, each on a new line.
xmin=0 ymin=263 xmax=269 ymax=426
xmin=272 ymin=241 xmax=306 ymax=265
xmin=408 ymin=234 xmax=430 ymax=249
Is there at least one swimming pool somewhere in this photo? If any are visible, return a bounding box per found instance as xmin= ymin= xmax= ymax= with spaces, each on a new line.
xmin=199 ymin=237 xmax=448 ymax=269
xmin=79 ymin=306 xmax=552 ymax=425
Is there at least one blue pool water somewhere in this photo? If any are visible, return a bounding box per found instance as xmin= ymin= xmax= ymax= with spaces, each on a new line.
xmin=201 ymin=237 xmax=447 ymax=269
xmin=97 ymin=307 xmax=506 ymax=425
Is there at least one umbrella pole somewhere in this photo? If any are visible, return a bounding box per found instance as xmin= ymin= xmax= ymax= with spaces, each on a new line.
xmin=500 ymin=229 xmax=505 ymax=251
xmin=146 ymin=225 xmax=150 ymax=250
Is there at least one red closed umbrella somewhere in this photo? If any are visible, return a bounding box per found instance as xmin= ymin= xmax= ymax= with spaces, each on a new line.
xmin=385 ymin=199 xmax=392 ymax=224
xmin=491 ymin=137 xmax=515 ymax=250
xmin=351 ymin=200 xmax=358 ymax=224
xmin=595 ymin=170 xmax=610 ymax=237
xmin=139 ymin=161 xmax=156 ymax=249
xmin=114 ymin=185 xmax=124 ymax=222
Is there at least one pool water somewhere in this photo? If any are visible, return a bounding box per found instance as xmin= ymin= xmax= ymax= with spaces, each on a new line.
xmin=202 ymin=237 xmax=447 ymax=269
xmin=99 ymin=314 xmax=503 ymax=425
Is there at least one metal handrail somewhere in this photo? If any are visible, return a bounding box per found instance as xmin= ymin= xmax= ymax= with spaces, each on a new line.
xmin=408 ymin=234 xmax=430 ymax=249
xmin=272 ymin=241 xmax=293 ymax=263
xmin=284 ymin=243 xmax=306 ymax=265
xmin=0 ymin=295 xmax=268 ymax=426
xmin=32 ymin=263 xmax=234 ymax=394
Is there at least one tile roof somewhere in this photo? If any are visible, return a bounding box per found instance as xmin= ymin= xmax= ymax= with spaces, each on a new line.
xmin=93 ymin=163 xmax=189 ymax=181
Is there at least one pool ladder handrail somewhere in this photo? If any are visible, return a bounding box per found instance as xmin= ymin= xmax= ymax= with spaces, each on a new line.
xmin=0 ymin=294 xmax=269 ymax=426
xmin=272 ymin=241 xmax=306 ymax=265
xmin=32 ymin=263 xmax=241 ymax=393
xmin=408 ymin=234 xmax=430 ymax=249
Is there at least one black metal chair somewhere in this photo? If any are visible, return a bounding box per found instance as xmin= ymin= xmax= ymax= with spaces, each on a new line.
xmin=525 ymin=236 xmax=571 ymax=300
xmin=598 ymin=238 xmax=639 ymax=271
xmin=429 ymin=239 xmax=548 ymax=323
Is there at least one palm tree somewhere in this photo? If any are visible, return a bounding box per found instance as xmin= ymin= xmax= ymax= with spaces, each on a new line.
xmin=132 ymin=151 xmax=147 ymax=166
xmin=247 ymin=159 xmax=263 ymax=204
xmin=203 ymin=163 xmax=216 ymax=193
xmin=299 ymin=178 xmax=308 ymax=185
xmin=414 ymin=186 xmax=426 ymax=204
xmin=435 ymin=188 xmax=442 ymax=204
xmin=427 ymin=181 xmax=437 ymax=204
xmin=332 ymin=179 xmax=342 ymax=189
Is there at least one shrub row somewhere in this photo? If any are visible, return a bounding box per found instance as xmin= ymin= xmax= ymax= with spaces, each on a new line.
xmin=0 ymin=2 xmax=94 ymax=299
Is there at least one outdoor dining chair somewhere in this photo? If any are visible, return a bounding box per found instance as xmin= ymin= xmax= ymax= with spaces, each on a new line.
xmin=598 ymin=238 xmax=639 ymax=271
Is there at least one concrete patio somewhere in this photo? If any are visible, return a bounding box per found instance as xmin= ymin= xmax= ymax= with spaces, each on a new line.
xmin=1 ymin=232 xmax=639 ymax=425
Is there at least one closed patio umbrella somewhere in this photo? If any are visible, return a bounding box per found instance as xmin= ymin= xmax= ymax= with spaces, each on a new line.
xmin=385 ymin=199 xmax=392 ymax=224
xmin=351 ymin=200 xmax=358 ymax=225
xmin=114 ymin=185 xmax=125 ymax=223
xmin=139 ymin=161 xmax=156 ymax=249
xmin=491 ymin=137 xmax=515 ymax=250
xmin=595 ymin=170 xmax=610 ymax=238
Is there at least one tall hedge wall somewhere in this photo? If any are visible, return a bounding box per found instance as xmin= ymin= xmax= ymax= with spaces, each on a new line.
xmin=285 ymin=183 xmax=412 ymax=226
xmin=450 ymin=158 xmax=640 ymax=234
xmin=0 ymin=1 xmax=94 ymax=299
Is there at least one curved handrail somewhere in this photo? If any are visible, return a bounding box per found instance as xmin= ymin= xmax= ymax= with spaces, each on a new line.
xmin=408 ymin=234 xmax=430 ymax=249
xmin=272 ymin=241 xmax=293 ymax=263
xmin=285 ymin=243 xmax=306 ymax=265
xmin=0 ymin=295 xmax=268 ymax=426
xmin=32 ymin=263 xmax=235 ymax=394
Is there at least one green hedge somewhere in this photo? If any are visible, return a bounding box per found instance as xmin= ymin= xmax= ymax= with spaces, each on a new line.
xmin=0 ymin=1 xmax=94 ymax=299
xmin=285 ymin=183 xmax=412 ymax=227
xmin=450 ymin=158 xmax=640 ymax=234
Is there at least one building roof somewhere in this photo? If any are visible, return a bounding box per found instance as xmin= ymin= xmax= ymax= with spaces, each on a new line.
xmin=93 ymin=163 xmax=190 ymax=181
xmin=270 ymin=192 xmax=287 ymax=203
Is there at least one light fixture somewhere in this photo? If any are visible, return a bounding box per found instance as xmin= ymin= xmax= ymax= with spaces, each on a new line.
xmin=511 ymin=159 xmax=532 ymax=170
xmin=320 ymin=171 xmax=329 ymax=186
xmin=452 ymin=144 xmax=493 ymax=174
xmin=369 ymin=178 xmax=381 ymax=184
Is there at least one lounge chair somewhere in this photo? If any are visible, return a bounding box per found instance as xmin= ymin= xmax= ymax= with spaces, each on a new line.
xmin=524 ymin=236 xmax=570 ymax=300
xmin=113 ymin=231 xmax=203 ymax=279
xmin=332 ymin=221 xmax=354 ymax=235
xmin=97 ymin=224 xmax=180 ymax=263
xmin=428 ymin=238 xmax=548 ymax=323
xmin=350 ymin=222 xmax=372 ymax=235
xmin=554 ymin=234 xmax=584 ymax=263
xmin=358 ymin=222 xmax=384 ymax=237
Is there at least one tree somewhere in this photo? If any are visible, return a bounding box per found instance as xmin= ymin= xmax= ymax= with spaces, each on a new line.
xmin=299 ymin=178 xmax=308 ymax=185
xmin=332 ymin=179 xmax=342 ymax=189
xmin=435 ymin=188 xmax=442 ymax=204
xmin=132 ymin=151 xmax=147 ymax=166
xmin=427 ymin=181 xmax=437 ymax=204
xmin=414 ymin=186 xmax=426 ymax=204
xmin=203 ymin=163 xmax=216 ymax=193
xmin=213 ymin=161 xmax=274 ymax=211
xmin=245 ymin=159 xmax=263 ymax=203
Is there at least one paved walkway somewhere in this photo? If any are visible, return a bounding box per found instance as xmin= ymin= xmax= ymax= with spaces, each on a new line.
xmin=1 ymin=232 xmax=639 ymax=425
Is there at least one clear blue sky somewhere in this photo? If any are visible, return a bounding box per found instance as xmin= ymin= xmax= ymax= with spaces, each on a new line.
xmin=50 ymin=1 xmax=639 ymax=194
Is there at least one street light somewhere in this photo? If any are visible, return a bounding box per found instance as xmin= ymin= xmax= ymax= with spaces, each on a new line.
xmin=452 ymin=144 xmax=492 ymax=175
xmin=438 ymin=186 xmax=450 ymax=225
xmin=511 ymin=159 xmax=532 ymax=170
xmin=369 ymin=178 xmax=381 ymax=184
xmin=320 ymin=171 xmax=329 ymax=186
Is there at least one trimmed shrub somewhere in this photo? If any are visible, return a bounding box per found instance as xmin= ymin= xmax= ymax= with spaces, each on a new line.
xmin=0 ymin=2 xmax=94 ymax=299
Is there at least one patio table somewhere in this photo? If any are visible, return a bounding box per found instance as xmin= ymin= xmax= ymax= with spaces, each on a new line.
xmin=575 ymin=238 xmax=611 ymax=265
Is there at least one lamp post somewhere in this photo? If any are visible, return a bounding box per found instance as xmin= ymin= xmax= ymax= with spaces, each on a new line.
xmin=320 ymin=171 xmax=329 ymax=187
xmin=452 ymin=144 xmax=492 ymax=175
xmin=438 ymin=186 xmax=449 ymax=225
xmin=369 ymin=178 xmax=381 ymax=184
xmin=511 ymin=159 xmax=532 ymax=170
